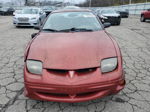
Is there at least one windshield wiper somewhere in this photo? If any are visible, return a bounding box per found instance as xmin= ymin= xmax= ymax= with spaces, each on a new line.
xmin=42 ymin=28 xmax=94 ymax=32
xmin=42 ymin=29 xmax=58 ymax=32
xmin=59 ymin=28 xmax=94 ymax=32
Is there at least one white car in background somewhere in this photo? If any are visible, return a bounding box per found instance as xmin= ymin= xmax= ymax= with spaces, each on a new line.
xmin=13 ymin=7 xmax=46 ymax=27
xmin=13 ymin=9 xmax=22 ymax=16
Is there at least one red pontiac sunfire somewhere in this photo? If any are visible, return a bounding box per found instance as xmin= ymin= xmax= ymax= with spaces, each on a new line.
xmin=24 ymin=9 xmax=125 ymax=103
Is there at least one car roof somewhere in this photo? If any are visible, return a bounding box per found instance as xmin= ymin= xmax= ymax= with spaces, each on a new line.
xmin=52 ymin=8 xmax=91 ymax=13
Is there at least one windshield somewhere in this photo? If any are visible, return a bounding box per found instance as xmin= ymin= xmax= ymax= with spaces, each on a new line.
xmin=101 ymin=10 xmax=116 ymax=14
xmin=21 ymin=8 xmax=39 ymax=14
xmin=42 ymin=12 xmax=102 ymax=32
xmin=1 ymin=7 xmax=9 ymax=11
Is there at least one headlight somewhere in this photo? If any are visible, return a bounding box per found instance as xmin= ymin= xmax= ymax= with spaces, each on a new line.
xmin=100 ymin=15 xmax=108 ymax=19
xmin=26 ymin=60 xmax=42 ymax=75
xmin=101 ymin=58 xmax=118 ymax=73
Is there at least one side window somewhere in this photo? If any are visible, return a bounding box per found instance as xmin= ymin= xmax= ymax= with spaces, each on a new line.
xmin=147 ymin=9 xmax=150 ymax=11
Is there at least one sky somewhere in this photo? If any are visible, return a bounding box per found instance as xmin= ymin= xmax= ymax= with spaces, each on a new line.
xmin=0 ymin=0 xmax=86 ymax=4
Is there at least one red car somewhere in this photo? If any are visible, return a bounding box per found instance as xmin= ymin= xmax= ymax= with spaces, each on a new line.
xmin=141 ymin=8 xmax=150 ymax=22
xmin=24 ymin=9 xmax=125 ymax=103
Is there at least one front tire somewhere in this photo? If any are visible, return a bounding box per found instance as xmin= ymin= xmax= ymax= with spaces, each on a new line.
xmin=116 ymin=18 xmax=121 ymax=25
xmin=126 ymin=15 xmax=129 ymax=18
xmin=140 ymin=15 xmax=145 ymax=22
xmin=116 ymin=21 xmax=121 ymax=25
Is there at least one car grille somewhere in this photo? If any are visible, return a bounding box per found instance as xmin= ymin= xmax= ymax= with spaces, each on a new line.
xmin=107 ymin=16 xmax=118 ymax=20
xmin=18 ymin=23 xmax=30 ymax=25
xmin=37 ymin=90 xmax=100 ymax=98
xmin=46 ymin=68 xmax=97 ymax=76
xmin=18 ymin=17 xmax=29 ymax=22
xmin=104 ymin=16 xmax=119 ymax=24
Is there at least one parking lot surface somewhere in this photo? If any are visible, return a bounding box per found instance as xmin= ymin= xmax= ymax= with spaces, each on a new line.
xmin=0 ymin=16 xmax=150 ymax=112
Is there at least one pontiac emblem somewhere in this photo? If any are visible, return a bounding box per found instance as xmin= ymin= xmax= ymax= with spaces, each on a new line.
xmin=69 ymin=71 xmax=75 ymax=78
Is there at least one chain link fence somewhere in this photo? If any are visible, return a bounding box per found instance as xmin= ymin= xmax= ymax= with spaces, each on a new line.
xmin=105 ymin=2 xmax=150 ymax=15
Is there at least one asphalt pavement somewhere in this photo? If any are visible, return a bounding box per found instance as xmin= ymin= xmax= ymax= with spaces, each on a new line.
xmin=0 ymin=16 xmax=150 ymax=112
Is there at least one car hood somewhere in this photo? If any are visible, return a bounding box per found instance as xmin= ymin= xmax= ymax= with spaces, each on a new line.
xmin=28 ymin=31 xmax=117 ymax=70
xmin=119 ymin=11 xmax=128 ymax=13
xmin=15 ymin=14 xmax=39 ymax=18
xmin=102 ymin=13 xmax=120 ymax=17
xmin=141 ymin=11 xmax=148 ymax=14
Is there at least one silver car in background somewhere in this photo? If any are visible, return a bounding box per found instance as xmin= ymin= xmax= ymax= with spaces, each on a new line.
xmin=13 ymin=7 xmax=46 ymax=27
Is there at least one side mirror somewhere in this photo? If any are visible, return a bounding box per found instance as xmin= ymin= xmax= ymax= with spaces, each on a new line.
xmin=148 ymin=9 xmax=150 ymax=11
xmin=103 ymin=22 xmax=111 ymax=28
xmin=31 ymin=33 xmax=38 ymax=39
xmin=34 ymin=25 xmax=41 ymax=30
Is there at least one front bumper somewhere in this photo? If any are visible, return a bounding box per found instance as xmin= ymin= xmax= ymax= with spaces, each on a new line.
xmin=24 ymin=65 xmax=125 ymax=103
xmin=103 ymin=17 xmax=121 ymax=25
xmin=13 ymin=19 xmax=38 ymax=27
xmin=24 ymin=78 xmax=125 ymax=103
xmin=120 ymin=12 xmax=129 ymax=18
